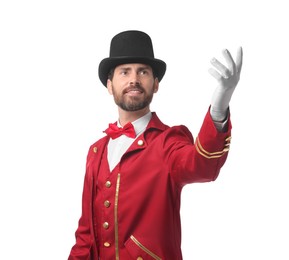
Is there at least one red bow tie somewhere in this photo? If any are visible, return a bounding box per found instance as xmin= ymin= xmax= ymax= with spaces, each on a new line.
xmin=103 ymin=122 xmax=136 ymax=139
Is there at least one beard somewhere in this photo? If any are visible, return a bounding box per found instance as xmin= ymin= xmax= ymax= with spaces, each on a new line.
xmin=111 ymin=84 xmax=154 ymax=112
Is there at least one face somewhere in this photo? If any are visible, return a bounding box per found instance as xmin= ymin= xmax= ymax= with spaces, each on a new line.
xmin=107 ymin=63 xmax=159 ymax=112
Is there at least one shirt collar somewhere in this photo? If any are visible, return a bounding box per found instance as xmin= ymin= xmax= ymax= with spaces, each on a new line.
xmin=117 ymin=112 xmax=152 ymax=136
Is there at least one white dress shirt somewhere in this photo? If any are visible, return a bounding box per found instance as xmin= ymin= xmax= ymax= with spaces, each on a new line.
xmin=107 ymin=112 xmax=152 ymax=171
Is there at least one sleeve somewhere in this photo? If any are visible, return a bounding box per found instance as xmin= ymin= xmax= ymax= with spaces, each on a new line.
xmin=212 ymin=116 xmax=229 ymax=132
xmin=68 ymin=148 xmax=97 ymax=260
xmin=166 ymin=108 xmax=232 ymax=186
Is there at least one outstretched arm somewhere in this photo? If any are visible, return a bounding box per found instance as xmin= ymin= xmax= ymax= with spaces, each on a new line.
xmin=209 ymin=47 xmax=243 ymax=122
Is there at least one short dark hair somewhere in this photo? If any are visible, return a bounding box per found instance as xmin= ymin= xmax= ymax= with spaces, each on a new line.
xmin=107 ymin=67 xmax=115 ymax=81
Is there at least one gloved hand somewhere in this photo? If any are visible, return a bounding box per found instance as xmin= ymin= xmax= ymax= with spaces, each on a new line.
xmin=209 ymin=47 xmax=243 ymax=121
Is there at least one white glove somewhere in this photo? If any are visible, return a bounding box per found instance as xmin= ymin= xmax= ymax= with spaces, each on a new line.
xmin=209 ymin=47 xmax=243 ymax=121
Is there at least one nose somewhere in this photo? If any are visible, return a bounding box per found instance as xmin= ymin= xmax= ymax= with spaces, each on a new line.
xmin=129 ymin=72 xmax=140 ymax=85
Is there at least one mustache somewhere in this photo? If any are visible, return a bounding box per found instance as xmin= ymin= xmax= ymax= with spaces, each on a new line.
xmin=123 ymin=84 xmax=145 ymax=94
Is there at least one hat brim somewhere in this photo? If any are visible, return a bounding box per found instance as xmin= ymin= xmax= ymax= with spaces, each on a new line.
xmin=98 ymin=57 xmax=166 ymax=87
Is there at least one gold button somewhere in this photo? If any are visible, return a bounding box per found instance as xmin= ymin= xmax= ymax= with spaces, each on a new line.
xmin=93 ymin=147 xmax=97 ymax=153
xmin=137 ymin=140 xmax=144 ymax=146
xmin=103 ymin=222 xmax=109 ymax=229
xmin=104 ymin=200 xmax=111 ymax=208
xmin=105 ymin=181 xmax=111 ymax=188
xmin=104 ymin=242 xmax=111 ymax=247
xmin=137 ymin=257 xmax=143 ymax=260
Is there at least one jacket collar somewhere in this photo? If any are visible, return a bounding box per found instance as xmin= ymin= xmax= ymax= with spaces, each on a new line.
xmin=96 ymin=112 xmax=168 ymax=148
xmin=89 ymin=112 xmax=169 ymax=168
xmin=145 ymin=112 xmax=168 ymax=132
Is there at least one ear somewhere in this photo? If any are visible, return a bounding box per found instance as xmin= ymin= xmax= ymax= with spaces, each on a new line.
xmin=107 ymin=79 xmax=113 ymax=95
xmin=153 ymin=78 xmax=159 ymax=93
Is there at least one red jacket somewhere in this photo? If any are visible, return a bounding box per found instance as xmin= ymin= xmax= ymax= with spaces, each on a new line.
xmin=69 ymin=111 xmax=232 ymax=260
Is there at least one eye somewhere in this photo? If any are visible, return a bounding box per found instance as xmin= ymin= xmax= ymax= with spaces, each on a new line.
xmin=140 ymin=70 xmax=148 ymax=75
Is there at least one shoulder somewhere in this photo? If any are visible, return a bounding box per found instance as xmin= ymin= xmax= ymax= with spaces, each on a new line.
xmin=146 ymin=113 xmax=194 ymax=143
xmin=163 ymin=125 xmax=194 ymax=143
xmin=85 ymin=135 xmax=109 ymax=161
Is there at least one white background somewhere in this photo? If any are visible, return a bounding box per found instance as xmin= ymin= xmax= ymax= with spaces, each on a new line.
xmin=1 ymin=0 xmax=288 ymax=259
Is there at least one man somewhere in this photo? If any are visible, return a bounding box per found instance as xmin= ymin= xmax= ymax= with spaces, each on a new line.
xmin=68 ymin=30 xmax=243 ymax=260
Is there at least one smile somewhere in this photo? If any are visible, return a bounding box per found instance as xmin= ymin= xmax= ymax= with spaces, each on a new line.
xmin=124 ymin=88 xmax=144 ymax=96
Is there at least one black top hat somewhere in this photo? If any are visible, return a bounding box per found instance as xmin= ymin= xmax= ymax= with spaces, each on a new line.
xmin=98 ymin=30 xmax=166 ymax=87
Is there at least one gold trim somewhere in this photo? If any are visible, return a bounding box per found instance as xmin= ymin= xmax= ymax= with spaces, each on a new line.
xmin=115 ymin=174 xmax=121 ymax=260
xmin=195 ymin=144 xmax=223 ymax=159
xmin=196 ymin=137 xmax=229 ymax=159
xmin=197 ymin=138 xmax=224 ymax=156
xmin=225 ymin=136 xmax=232 ymax=142
xmin=130 ymin=235 xmax=162 ymax=260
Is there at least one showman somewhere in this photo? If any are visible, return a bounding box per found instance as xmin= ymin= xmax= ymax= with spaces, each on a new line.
xmin=68 ymin=30 xmax=243 ymax=260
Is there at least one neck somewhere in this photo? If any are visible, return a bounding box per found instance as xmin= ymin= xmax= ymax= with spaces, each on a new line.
xmin=118 ymin=107 xmax=150 ymax=126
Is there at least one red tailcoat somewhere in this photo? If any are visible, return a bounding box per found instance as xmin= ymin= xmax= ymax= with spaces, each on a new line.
xmin=69 ymin=110 xmax=232 ymax=260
